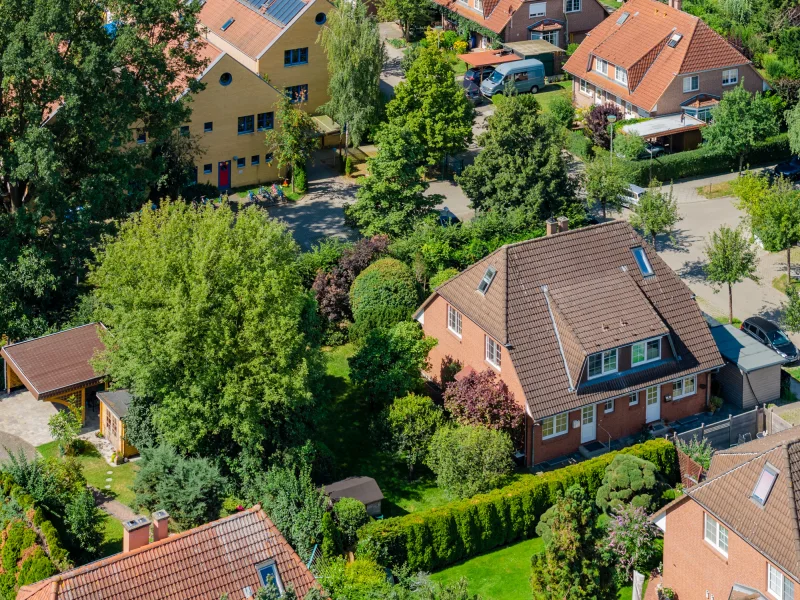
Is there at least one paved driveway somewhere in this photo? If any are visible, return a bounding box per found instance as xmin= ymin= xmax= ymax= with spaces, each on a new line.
xmin=0 ymin=390 xmax=58 ymax=448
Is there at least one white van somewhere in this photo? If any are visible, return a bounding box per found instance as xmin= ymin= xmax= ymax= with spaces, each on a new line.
xmin=479 ymin=59 xmax=546 ymax=98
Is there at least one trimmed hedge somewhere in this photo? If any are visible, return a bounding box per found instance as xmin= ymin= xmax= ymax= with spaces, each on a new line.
xmin=350 ymin=258 xmax=418 ymax=337
xmin=357 ymin=438 xmax=677 ymax=571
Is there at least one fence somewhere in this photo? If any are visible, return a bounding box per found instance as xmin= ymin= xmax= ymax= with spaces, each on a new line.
xmin=673 ymin=408 xmax=760 ymax=450
xmin=766 ymin=407 xmax=795 ymax=435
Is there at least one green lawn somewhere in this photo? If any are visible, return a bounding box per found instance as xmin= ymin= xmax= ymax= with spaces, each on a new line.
xmin=491 ymin=81 xmax=571 ymax=113
xmin=38 ymin=440 xmax=139 ymax=509
xmin=429 ymin=535 xmax=640 ymax=600
xmin=319 ymin=345 xmax=454 ymax=517
xmin=100 ymin=516 xmax=123 ymax=556
xmin=228 ymin=183 xmax=304 ymax=202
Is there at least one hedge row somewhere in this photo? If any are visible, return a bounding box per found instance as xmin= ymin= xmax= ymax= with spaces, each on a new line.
xmin=619 ymin=133 xmax=791 ymax=186
xmin=357 ymin=438 xmax=677 ymax=572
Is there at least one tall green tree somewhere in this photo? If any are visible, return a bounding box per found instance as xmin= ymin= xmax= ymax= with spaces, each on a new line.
xmin=788 ymin=101 xmax=800 ymax=156
xmin=457 ymin=94 xmax=574 ymax=219
xmin=265 ymin=94 xmax=319 ymax=191
xmin=702 ymin=84 xmax=779 ymax=173
xmin=782 ymin=286 xmax=800 ymax=334
xmin=90 ymin=201 xmax=323 ymax=479
xmin=318 ymin=0 xmax=386 ymax=155
xmin=584 ymin=158 xmax=628 ymax=219
xmin=734 ymin=171 xmax=800 ymax=279
xmin=386 ymin=46 xmax=473 ymax=166
xmin=377 ymin=0 xmax=430 ymax=41
xmin=387 ymin=393 xmax=444 ymax=478
xmin=628 ymin=180 xmax=681 ymax=248
xmin=348 ymin=123 xmax=440 ymax=236
xmin=704 ymin=224 xmax=760 ymax=323
xmin=531 ymin=485 xmax=617 ymax=600
xmin=0 ymin=0 xmax=206 ymax=341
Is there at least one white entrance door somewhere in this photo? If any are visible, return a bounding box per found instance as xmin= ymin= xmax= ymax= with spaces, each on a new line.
xmin=646 ymin=386 xmax=661 ymax=423
xmin=581 ymin=405 xmax=596 ymax=443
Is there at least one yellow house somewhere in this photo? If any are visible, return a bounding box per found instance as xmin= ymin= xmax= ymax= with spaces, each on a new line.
xmin=174 ymin=0 xmax=333 ymax=190
xmin=97 ymin=390 xmax=138 ymax=459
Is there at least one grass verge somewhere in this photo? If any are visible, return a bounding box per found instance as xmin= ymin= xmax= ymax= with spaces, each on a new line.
xmin=696 ymin=181 xmax=734 ymax=199
xmin=491 ymin=81 xmax=570 ymax=113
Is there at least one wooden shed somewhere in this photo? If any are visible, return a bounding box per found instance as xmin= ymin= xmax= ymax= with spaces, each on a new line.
xmin=1 ymin=323 xmax=106 ymax=423
xmin=323 ymin=477 xmax=384 ymax=517
xmin=97 ymin=390 xmax=138 ymax=459
xmin=708 ymin=318 xmax=787 ymax=408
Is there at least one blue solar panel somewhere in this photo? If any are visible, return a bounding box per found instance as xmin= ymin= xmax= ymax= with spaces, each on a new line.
xmin=239 ymin=0 xmax=305 ymax=26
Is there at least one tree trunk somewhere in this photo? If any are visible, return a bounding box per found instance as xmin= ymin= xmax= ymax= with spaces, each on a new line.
xmin=403 ymin=19 xmax=409 ymax=41
xmin=788 ymin=246 xmax=793 ymax=282
xmin=728 ymin=283 xmax=733 ymax=325
xmin=291 ymin=166 xmax=295 ymax=193
xmin=602 ymin=201 xmax=606 ymax=219
xmin=738 ymin=153 xmax=744 ymax=175
xmin=652 ymin=232 xmax=657 ymax=250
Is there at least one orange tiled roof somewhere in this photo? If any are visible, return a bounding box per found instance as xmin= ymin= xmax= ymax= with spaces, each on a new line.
xmin=16 ymin=506 xmax=317 ymax=600
xmin=200 ymin=0 xmax=307 ymax=60
xmin=563 ymin=0 xmax=751 ymax=112
xmin=431 ymin=0 xmax=523 ymax=35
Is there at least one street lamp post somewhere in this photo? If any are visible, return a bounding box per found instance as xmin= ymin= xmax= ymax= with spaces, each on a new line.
xmin=607 ymin=114 xmax=617 ymax=167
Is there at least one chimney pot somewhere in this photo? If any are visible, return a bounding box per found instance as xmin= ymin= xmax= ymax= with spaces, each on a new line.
xmin=152 ymin=510 xmax=170 ymax=542
xmin=546 ymin=218 xmax=558 ymax=236
xmin=557 ymin=216 xmax=569 ymax=232
xmin=123 ymin=516 xmax=151 ymax=553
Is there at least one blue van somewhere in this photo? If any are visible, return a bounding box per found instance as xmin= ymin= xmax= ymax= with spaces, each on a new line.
xmin=479 ymin=59 xmax=546 ymax=97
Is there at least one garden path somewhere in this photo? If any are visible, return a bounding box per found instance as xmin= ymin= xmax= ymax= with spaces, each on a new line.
xmin=91 ymin=488 xmax=140 ymax=523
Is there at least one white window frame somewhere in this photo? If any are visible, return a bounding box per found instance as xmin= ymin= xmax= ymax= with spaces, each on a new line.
xmin=486 ymin=336 xmax=502 ymax=369
xmin=595 ymin=58 xmax=608 ymax=76
xmin=646 ymin=385 xmax=659 ymax=405
xmin=683 ymin=75 xmax=699 ymax=93
xmin=541 ymin=412 xmax=569 ymax=440
xmin=447 ymin=305 xmax=462 ymax=337
xmin=673 ymin=375 xmax=696 ymax=399
xmin=629 ymin=393 xmax=639 ymax=406
xmin=632 ymin=337 xmax=661 ymax=366
xmin=565 ymin=0 xmax=581 ymax=12
xmin=533 ymin=30 xmax=558 ymax=45
xmin=528 ymin=1 xmax=546 ymax=17
xmin=704 ymin=513 xmax=729 ymax=557
xmin=768 ymin=564 xmax=794 ymax=600
xmin=474 ymin=0 xmax=483 ymax=10
xmin=722 ymin=68 xmax=738 ymax=86
xmin=588 ymin=349 xmax=618 ymax=379
xmin=579 ymin=78 xmax=592 ymax=96
xmin=604 ymin=398 xmax=614 ymax=413
xmin=615 ymin=66 xmax=628 ymax=85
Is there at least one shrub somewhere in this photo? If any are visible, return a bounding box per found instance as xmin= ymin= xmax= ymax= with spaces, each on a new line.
xmin=388 ymin=393 xmax=444 ymax=477
xmin=676 ymin=435 xmax=714 ymax=470
xmin=344 ymin=155 xmax=354 ymax=177
xmin=429 ymin=267 xmax=459 ymax=289
xmin=603 ymin=504 xmax=660 ymax=582
xmin=356 ymin=438 xmax=677 ymax=571
xmin=16 ymin=547 xmax=56 ymax=588
xmin=321 ymin=511 xmax=342 ymax=558
xmin=349 ymin=258 xmax=418 ymax=337
xmin=349 ymin=321 xmax=437 ymax=406
xmin=294 ymin=166 xmax=307 ymax=193
xmin=566 ymin=130 xmax=592 ymax=159
xmin=48 ymin=401 xmax=82 ymax=456
xmin=333 ymin=498 xmax=369 ymax=549
xmin=425 ymin=424 xmax=514 ymax=499
xmin=596 ymin=454 xmax=661 ymax=513
xmin=443 ymin=369 xmax=524 ymax=448
xmin=549 ymin=95 xmax=576 ymax=129
xmin=65 ymin=487 xmax=104 ymax=558
xmin=586 ymin=104 xmax=623 ymax=149
xmin=614 ymin=132 xmax=646 ymax=160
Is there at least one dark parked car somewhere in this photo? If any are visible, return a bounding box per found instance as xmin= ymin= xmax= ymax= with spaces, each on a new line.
xmin=741 ymin=316 xmax=799 ymax=361
xmin=643 ymin=142 xmax=665 ymax=159
xmin=461 ymin=79 xmax=482 ymax=105
xmin=774 ymin=156 xmax=800 ymax=182
xmin=464 ymin=66 xmax=495 ymax=85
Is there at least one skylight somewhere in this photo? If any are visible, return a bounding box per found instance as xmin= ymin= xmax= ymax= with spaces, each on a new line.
xmin=477 ymin=266 xmax=497 ymax=295
xmin=616 ymin=11 xmax=630 ymax=24
xmin=256 ymin=560 xmax=284 ymax=594
xmin=752 ymin=464 xmax=778 ymax=506
xmin=667 ymin=32 xmax=683 ymax=47
xmin=631 ymin=247 xmax=654 ymax=277
xmin=221 ymin=17 xmax=235 ymax=31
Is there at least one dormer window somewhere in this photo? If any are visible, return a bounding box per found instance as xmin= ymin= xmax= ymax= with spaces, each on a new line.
xmin=256 ymin=559 xmax=284 ymax=595
xmin=631 ymin=247 xmax=654 ymax=277
xmin=632 ymin=337 xmax=661 ymax=365
xmin=588 ymin=349 xmax=617 ymax=379
xmin=477 ymin=266 xmax=497 ymax=295
xmin=595 ymin=58 xmax=608 ymax=76
xmin=615 ymin=66 xmax=628 ymax=85
xmin=752 ymin=464 xmax=778 ymax=506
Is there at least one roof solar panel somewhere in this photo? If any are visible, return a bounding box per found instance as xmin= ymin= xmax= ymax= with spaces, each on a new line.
xmin=238 ymin=0 xmax=305 ymax=26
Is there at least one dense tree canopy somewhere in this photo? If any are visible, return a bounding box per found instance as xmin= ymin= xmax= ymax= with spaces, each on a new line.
xmin=457 ymin=94 xmax=575 ymax=219
xmin=90 ymin=202 xmax=323 ymax=479
xmin=0 ymin=0 xmax=207 ymax=341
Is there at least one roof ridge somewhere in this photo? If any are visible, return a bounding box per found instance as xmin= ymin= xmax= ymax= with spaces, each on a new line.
xmin=3 ymin=322 xmax=101 ymax=349
xmin=501 ymin=220 xmax=627 ymax=252
xmin=693 ymin=443 xmax=791 ymax=490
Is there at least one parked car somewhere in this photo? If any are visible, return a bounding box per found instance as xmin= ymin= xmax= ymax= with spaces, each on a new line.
xmin=480 ymin=59 xmax=545 ymax=97
xmin=461 ymin=80 xmax=482 ymax=105
xmin=619 ymin=183 xmax=646 ymax=207
xmin=617 ymin=142 xmax=666 ymax=161
xmin=774 ymin=156 xmax=800 ymax=182
xmin=464 ymin=66 xmax=495 ymax=85
xmin=741 ymin=316 xmax=799 ymax=361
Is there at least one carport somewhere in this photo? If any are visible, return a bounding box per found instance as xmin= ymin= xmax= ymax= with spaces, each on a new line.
xmin=502 ymin=39 xmax=564 ymax=76
xmin=1 ymin=323 xmax=106 ymax=423
xmin=622 ymin=114 xmax=706 ymax=152
xmin=708 ymin=318 xmax=786 ymax=408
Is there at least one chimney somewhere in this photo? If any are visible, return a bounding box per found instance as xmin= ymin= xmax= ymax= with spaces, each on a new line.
xmin=557 ymin=216 xmax=569 ymax=233
xmin=673 ymin=0 xmax=682 ymax=10
xmin=152 ymin=510 xmax=169 ymax=542
xmin=546 ymin=218 xmax=558 ymax=236
xmin=123 ymin=516 xmax=151 ymax=553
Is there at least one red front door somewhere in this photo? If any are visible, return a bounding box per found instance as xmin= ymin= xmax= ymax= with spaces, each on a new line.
xmin=218 ymin=161 xmax=231 ymax=190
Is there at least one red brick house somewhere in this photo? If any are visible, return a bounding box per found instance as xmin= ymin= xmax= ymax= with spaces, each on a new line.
xmin=415 ymin=220 xmax=723 ymax=467
xmin=656 ymin=428 xmax=800 ymax=600
xmin=563 ymin=0 xmax=766 ymax=120
xmin=431 ymin=0 xmax=608 ymax=49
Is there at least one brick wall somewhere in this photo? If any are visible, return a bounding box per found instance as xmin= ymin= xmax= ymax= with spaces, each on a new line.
xmin=677 ymin=448 xmax=704 ymax=488
xmin=654 ymin=63 xmax=763 ymax=116
xmin=663 ymin=498 xmax=799 ymax=599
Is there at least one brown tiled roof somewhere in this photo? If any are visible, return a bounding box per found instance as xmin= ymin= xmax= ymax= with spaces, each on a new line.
xmin=686 ymin=428 xmax=800 ymax=582
xmin=1 ymin=324 xmax=105 ymax=400
xmin=16 ymin=506 xmax=317 ymax=600
xmin=199 ymin=0 xmax=308 ymax=60
xmin=431 ymin=0 xmax=523 ymax=35
xmin=563 ymin=0 xmax=752 ymax=112
xmin=430 ymin=221 xmax=723 ymax=419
